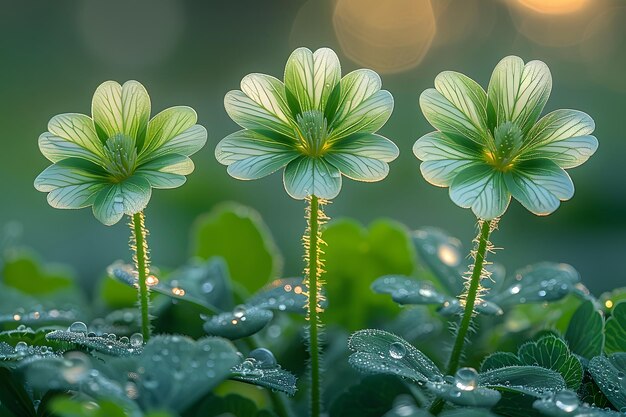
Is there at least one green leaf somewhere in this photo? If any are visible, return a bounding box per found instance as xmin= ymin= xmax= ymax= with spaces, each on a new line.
xmin=44 ymin=113 xmax=104 ymax=163
xmin=189 ymin=394 xmax=274 ymax=417
xmin=382 ymin=397 xmax=432 ymax=417
xmin=2 ymin=250 xmax=76 ymax=297
xmin=412 ymin=227 xmax=465 ymax=295
xmin=479 ymin=365 xmax=567 ymax=395
xmin=565 ymin=300 xmax=605 ymax=360
xmin=192 ymin=203 xmax=282 ymax=293
xmin=441 ymin=410 xmax=499 ymax=417
xmin=481 ymin=352 xmax=522 ymax=372
xmin=588 ymin=353 xmax=626 ymax=411
xmin=331 ymin=133 xmax=399 ymax=163
xmin=108 ymin=258 xmax=233 ymax=313
xmin=329 ymin=375 xmax=412 ymax=417
xmin=247 ymin=277 xmax=315 ymax=313
xmin=371 ymin=275 xmax=447 ymax=305
xmin=91 ymin=80 xmax=151 ymax=139
xmin=426 ymin=381 xmax=501 ymax=408
xmin=504 ymin=159 xmax=574 ymax=216
xmin=487 ymin=56 xmax=552 ymax=134
xmin=92 ymin=176 xmax=152 ymax=226
xmin=324 ymin=219 xmax=416 ymax=330
xmin=34 ymin=159 xmax=107 ymax=210
xmin=605 ymin=301 xmax=626 ymax=354
xmin=203 ymin=306 xmax=273 ymax=339
xmin=215 ymin=129 xmax=298 ymax=180
xmin=135 ymin=335 xmax=240 ymax=412
xmin=518 ymin=335 xmax=583 ymax=390
xmin=449 ymin=163 xmax=511 ymax=220
xmin=225 ymin=90 xmax=295 ymax=138
xmin=50 ymin=398 xmax=131 ymax=417
xmin=283 ymin=156 xmax=342 ymax=199
xmin=230 ymin=348 xmax=297 ymax=395
xmin=0 ymin=367 xmax=36 ymax=417
xmin=490 ymin=262 xmax=580 ymax=307
xmin=324 ymin=152 xmax=389 ymax=181
xmin=413 ymin=131 xmax=482 ymax=187
xmin=348 ymin=329 xmax=443 ymax=383
xmin=45 ymin=328 xmax=142 ymax=357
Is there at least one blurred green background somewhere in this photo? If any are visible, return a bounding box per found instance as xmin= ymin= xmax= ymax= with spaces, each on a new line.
xmin=1 ymin=0 xmax=624 ymax=295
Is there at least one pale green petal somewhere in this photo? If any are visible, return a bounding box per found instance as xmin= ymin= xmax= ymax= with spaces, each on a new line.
xmin=92 ymin=176 xmax=152 ymax=226
xmin=434 ymin=71 xmax=489 ymax=137
xmin=526 ymin=110 xmax=595 ymax=145
xmin=312 ymin=48 xmax=341 ymax=110
xmin=140 ymin=124 xmax=207 ymax=163
xmin=34 ymin=160 xmax=107 ymax=209
xmin=137 ymin=154 xmax=194 ymax=189
xmin=241 ymin=74 xmax=295 ymax=125
xmin=330 ymin=133 xmax=399 ymax=162
xmin=523 ymin=135 xmax=598 ymax=169
xmin=143 ymin=106 xmax=198 ymax=156
xmin=39 ymin=132 xmax=102 ymax=165
xmin=283 ymin=156 xmax=342 ymax=200
xmin=487 ymin=56 xmax=552 ymax=134
xmin=224 ymin=90 xmax=295 ymax=138
xmin=504 ymin=159 xmax=574 ymax=216
xmin=420 ymin=88 xmax=487 ymax=145
xmin=450 ymin=164 xmax=511 ymax=220
xmin=332 ymin=69 xmax=381 ymax=123
xmin=216 ymin=130 xmax=299 ymax=180
xmin=330 ymin=90 xmax=393 ymax=139
xmin=91 ymin=80 xmax=151 ymax=139
xmin=324 ymin=153 xmax=389 ymax=182
xmin=413 ymin=131 xmax=482 ymax=187
xmin=45 ymin=113 xmax=104 ymax=162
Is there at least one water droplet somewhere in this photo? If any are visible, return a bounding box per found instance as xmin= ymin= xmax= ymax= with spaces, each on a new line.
xmin=389 ymin=342 xmax=406 ymax=360
xmin=554 ymin=390 xmax=579 ymax=413
xmin=130 ymin=333 xmax=144 ymax=347
xmin=454 ymin=367 xmax=478 ymax=392
xmin=233 ymin=305 xmax=246 ymax=319
xmin=68 ymin=321 xmax=88 ymax=334
xmin=15 ymin=341 xmax=28 ymax=353
xmin=16 ymin=324 xmax=26 ymax=331
xmin=201 ymin=282 xmax=214 ymax=293
xmin=249 ymin=348 xmax=277 ymax=369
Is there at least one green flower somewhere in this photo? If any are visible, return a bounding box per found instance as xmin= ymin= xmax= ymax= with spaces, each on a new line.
xmin=34 ymin=80 xmax=207 ymax=226
xmin=414 ymin=56 xmax=598 ymax=220
xmin=216 ymin=47 xmax=398 ymax=200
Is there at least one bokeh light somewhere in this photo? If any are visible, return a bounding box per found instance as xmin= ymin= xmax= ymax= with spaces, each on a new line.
xmin=516 ymin=0 xmax=590 ymax=14
xmin=332 ymin=0 xmax=436 ymax=73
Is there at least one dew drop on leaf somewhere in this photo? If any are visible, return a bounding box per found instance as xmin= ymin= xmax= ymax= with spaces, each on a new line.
xmin=249 ymin=348 xmax=277 ymax=369
xmin=389 ymin=342 xmax=406 ymax=360
xmin=130 ymin=333 xmax=144 ymax=348
xmin=68 ymin=321 xmax=88 ymax=334
xmin=554 ymin=390 xmax=579 ymax=413
xmin=454 ymin=367 xmax=478 ymax=392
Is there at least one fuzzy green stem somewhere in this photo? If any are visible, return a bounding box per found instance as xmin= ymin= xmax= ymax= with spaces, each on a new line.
xmin=130 ymin=211 xmax=151 ymax=342
xmin=446 ymin=219 xmax=492 ymax=375
xmin=305 ymin=195 xmax=324 ymax=417
xmin=429 ymin=219 xmax=495 ymax=415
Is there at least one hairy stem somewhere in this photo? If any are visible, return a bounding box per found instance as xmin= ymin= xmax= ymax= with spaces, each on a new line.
xmin=304 ymin=195 xmax=327 ymax=417
xmin=130 ymin=211 xmax=151 ymax=342
xmin=429 ymin=219 xmax=497 ymax=415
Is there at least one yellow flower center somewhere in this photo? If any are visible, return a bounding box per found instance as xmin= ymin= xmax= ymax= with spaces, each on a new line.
xmin=485 ymin=122 xmax=523 ymax=172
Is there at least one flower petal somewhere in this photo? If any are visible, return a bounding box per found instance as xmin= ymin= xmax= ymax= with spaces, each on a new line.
xmin=91 ymin=80 xmax=151 ymax=139
xmin=332 ymin=69 xmax=381 ymax=123
xmin=504 ymin=159 xmax=574 ymax=216
xmin=241 ymin=73 xmax=295 ymax=126
xmin=450 ymin=164 xmax=511 ymax=220
xmin=283 ymin=156 xmax=342 ymax=200
xmin=523 ymin=135 xmax=598 ymax=169
xmin=330 ymin=89 xmax=393 ymax=139
xmin=140 ymin=124 xmax=207 ymax=164
xmin=420 ymin=87 xmax=487 ymax=146
xmin=137 ymin=154 xmax=195 ymax=189
xmin=330 ymin=133 xmax=399 ymax=162
xmin=34 ymin=159 xmax=107 ymax=209
xmin=413 ymin=131 xmax=482 ymax=187
xmin=225 ymin=90 xmax=295 ymax=138
xmin=92 ymin=176 xmax=152 ymax=226
xmin=44 ymin=113 xmax=104 ymax=163
xmin=216 ymin=130 xmax=299 ymax=180
xmin=324 ymin=153 xmax=389 ymax=182
xmin=142 ymin=106 xmax=198 ymax=156
xmin=487 ymin=56 xmax=552 ymax=134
